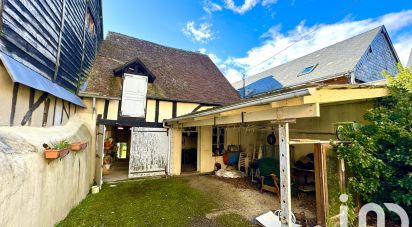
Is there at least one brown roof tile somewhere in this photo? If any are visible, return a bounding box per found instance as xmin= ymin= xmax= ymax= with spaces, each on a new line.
xmin=83 ymin=32 xmax=240 ymax=105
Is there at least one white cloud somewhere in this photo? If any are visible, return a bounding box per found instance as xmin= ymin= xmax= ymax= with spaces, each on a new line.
xmin=224 ymin=0 xmax=260 ymax=14
xmin=393 ymin=35 xmax=412 ymax=66
xmin=203 ymin=0 xmax=222 ymax=14
xmin=262 ymin=0 xmax=278 ymax=6
xmin=223 ymin=0 xmax=278 ymax=14
xmin=222 ymin=10 xmax=412 ymax=83
xmin=182 ymin=21 xmax=215 ymax=43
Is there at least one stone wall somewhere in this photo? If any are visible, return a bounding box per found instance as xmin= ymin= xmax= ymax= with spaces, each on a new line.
xmin=0 ymin=117 xmax=95 ymax=227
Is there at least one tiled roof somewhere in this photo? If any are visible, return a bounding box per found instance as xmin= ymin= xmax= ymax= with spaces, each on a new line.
xmin=232 ymin=26 xmax=386 ymax=92
xmin=83 ymin=32 xmax=240 ymax=105
xmin=407 ymin=48 xmax=412 ymax=67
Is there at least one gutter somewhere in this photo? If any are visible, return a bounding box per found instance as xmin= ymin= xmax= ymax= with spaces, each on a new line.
xmin=165 ymin=88 xmax=313 ymax=123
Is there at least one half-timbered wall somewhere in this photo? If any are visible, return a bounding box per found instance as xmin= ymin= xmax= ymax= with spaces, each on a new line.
xmin=0 ymin=64 xmax=77 ymax=127
xmin=89 ymin=97 xmax=215 ymax=127
xmin=0 ymin=0 xmax=103 ymax=92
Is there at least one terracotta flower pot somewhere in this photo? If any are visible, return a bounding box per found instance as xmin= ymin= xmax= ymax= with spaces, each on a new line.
xmin=44 ymin=148 xmax=70 ymax=159
xmin=44 ymin=149 xmax=60 ymax=159
xmin=71 ymin=141 xmax=88 ymax=151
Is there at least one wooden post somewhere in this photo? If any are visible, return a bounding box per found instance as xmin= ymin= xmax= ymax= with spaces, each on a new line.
xmin=279 ymin=123 xmax=292 ymax=226
xmin=314 ymin=143 xmax=329 ymax=226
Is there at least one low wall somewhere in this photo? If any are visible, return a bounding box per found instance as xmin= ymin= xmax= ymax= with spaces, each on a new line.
xmin=0 ymin=117 xmax=95 ymax=227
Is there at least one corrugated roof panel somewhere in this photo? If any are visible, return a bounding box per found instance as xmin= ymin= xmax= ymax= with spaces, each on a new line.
xmin=0 ymin=53 xmax=85 ymax=107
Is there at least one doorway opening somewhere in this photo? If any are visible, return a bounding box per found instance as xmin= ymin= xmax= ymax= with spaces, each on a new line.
xmin=181 ymin=127 xmax=198 ymax=173
xmin=102 ymin=125 xmax=131 ymax=182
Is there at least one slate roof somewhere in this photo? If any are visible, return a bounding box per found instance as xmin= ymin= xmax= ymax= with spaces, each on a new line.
xmin=407 ymin=48 xmax=412 ymax=67
xmin=83 ymin=32 xmax=240 ymax=105
xmin=232 ymin=26 xmax=388 ymax=93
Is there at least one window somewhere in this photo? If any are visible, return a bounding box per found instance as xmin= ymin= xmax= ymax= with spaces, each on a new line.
xmin=212 ymin=127 xmax=225 ymax=156
xmin=86 ymin=9 xmax=95 ymax=34
xmin=298 ymin=64 xmax=318 ymax=76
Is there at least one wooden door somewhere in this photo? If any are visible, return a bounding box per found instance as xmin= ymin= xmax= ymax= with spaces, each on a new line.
xmin=129 ymin=127 xmax=169 ymax=178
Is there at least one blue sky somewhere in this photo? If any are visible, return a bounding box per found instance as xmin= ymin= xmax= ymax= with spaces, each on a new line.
xmin=103 ymin=0 xmax=412 ymax=82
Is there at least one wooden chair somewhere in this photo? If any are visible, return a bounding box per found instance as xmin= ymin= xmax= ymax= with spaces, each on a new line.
xmin=257 ymin=158 xmax=280 ymax=197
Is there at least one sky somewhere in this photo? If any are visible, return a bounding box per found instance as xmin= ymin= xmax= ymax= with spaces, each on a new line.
xmin=103 ymin=0 xmax=412 ymax=83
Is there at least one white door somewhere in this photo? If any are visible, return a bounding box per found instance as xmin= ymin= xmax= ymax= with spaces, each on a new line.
xmin=120 ymin=74 xmax=147 ymax=118
xmin=129 ymin=127 xmax=169 ymax=178
xmin=95 ymin=124 xmax=105 ymax=188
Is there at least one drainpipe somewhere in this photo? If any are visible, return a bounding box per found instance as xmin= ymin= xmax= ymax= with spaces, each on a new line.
xmin=163 ymin=121 xmax=172 ymax=175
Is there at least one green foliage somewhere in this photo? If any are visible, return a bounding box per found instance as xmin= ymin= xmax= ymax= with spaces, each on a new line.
xmin=50 ymin=139 xmax=70 ymax=149
xmin=335 ymin=64 xmax=412 ymax=217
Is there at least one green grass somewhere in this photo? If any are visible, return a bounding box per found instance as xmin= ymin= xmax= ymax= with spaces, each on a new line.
xmin=215 ymin=214 xmax=254 ymax=227
xmin=58 ymin=178 xmax=217 ymax=227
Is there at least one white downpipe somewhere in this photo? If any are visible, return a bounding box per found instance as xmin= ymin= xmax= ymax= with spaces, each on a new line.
xmin=163 ymin=123 xmax=172 ymax=175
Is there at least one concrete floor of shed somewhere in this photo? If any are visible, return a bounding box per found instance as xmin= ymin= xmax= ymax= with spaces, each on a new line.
xmin=103 ymin=159 xmax=129 ymax=182
xmin=185 ymin=175 xmax=317 ymax=224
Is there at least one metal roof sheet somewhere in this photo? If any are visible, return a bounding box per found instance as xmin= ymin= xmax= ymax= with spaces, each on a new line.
xmin=0 ymin=53 xmax=85 ymax=107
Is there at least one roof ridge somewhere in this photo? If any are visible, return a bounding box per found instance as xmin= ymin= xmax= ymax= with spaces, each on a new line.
xmin=106 ymin=31 xmax=209 ymax=57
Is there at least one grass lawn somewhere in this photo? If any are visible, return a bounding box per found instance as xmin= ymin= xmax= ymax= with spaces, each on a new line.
xmin=58 ymin=178 xmax=253 ymax=227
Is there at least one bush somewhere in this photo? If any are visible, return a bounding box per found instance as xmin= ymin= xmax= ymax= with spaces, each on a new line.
xmin=335 ymin=64 xmax=412 ymax=217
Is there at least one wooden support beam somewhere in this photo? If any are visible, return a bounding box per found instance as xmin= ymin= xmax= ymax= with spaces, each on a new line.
xmin=314 ymin=143 xmax=329 ymax=226
xmin=219 ymin=104 xmax=272 ymax=117
xmin=279 ymin=123 xmax=292 ymax=226
xmin=271 ymin=97 xmax=304 ymax=108
xmin=179 ymin=103 xmax=320 ymax=127
xmin=303 ymin=87 xmax=389 ymax=104
xmin=243 ymin=103 xmax=319 ymax=123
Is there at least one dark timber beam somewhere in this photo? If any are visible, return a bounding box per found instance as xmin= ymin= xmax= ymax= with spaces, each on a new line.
xmin=21 ymin=92 xmax=48 ymax=126
xmin=10 ymin=83 xmax=19 ymax=126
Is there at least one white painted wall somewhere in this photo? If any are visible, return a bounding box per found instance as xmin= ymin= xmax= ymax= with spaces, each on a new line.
xmin=0 ymin=118 xmax=95 ymax=227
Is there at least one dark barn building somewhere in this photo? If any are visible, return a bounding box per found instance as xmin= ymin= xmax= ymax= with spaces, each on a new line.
xmin=0 ymin=0 xmax=103 ymax=126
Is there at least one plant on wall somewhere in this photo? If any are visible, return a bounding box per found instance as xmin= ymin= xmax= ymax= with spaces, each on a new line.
xmin=334 ymin=64 xmax=412 ymax=220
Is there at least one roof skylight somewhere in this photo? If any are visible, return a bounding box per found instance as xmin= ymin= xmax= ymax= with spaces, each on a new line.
xmin=298 ymin=64 xmax=317 ymax=76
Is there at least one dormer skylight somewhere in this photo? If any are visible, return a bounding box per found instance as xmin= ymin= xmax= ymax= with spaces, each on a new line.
xmin=298 ymin=64 xmax=318 ymax=76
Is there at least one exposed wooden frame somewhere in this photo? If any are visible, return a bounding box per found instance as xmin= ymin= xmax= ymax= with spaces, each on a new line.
xmin=9 ymin=82 xmax=19 ymax=126
xmin=103 ymin=99 xmax=109 ymax=119
xmin=180 ymin=103 xmax=320 ymax=127
xmin=279 ymin=123 xmax=292 ymax=226
xmin=303 ymin=87 xmax=388 ymax=104
xmin=21 ymin=92 xmax=48 ymax=126
xmin=314 ymin=143 xmax=329 ymax=226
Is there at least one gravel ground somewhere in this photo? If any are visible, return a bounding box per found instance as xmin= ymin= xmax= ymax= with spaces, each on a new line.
xmin=186 ymin=175 xmax=317 ymax=225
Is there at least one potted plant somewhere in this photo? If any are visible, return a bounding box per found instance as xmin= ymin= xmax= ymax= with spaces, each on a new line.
xmin=71 ymin=141 xmax=88 ymax=151
xmin=43 ymin=140 xmax=70 ymax=159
